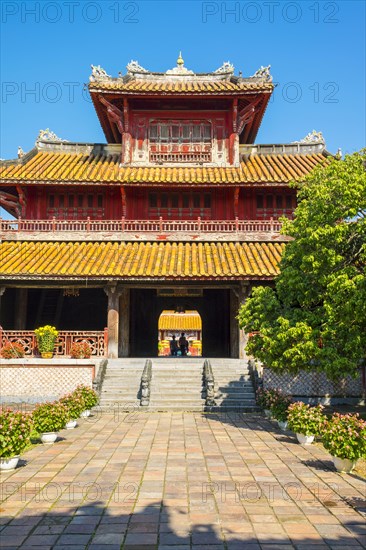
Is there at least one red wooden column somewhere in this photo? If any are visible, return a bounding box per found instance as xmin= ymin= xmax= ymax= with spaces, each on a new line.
xmin=122 ymin=98 xmax=131 ymax=164
xmin=15 ymin=288 xmax=28 ymax=330
xmin=238 ymin=283 xmax=250 ymax=359
xmin=230 ymin=283 xmax=250 ymax=359
xmin=104 ymin=285 xmax=121 ymax=358
xmin=0 ymin=287 xmax=6 ymax=328
xmin=118 ymin=288 xmax=130 ymax=358
xmin=229 ymin=98 xmax=239 ymax=165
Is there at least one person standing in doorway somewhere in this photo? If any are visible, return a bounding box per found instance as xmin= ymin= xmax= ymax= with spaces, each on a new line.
xmin=170 ymin=335 xmax=178 ymax=356
xmin=179 ymin=332 xmax=188 ymax=356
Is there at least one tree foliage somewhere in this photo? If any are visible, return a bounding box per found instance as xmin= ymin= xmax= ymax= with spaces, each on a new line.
xmin=238 ymin=150 xmax=366 ymax=379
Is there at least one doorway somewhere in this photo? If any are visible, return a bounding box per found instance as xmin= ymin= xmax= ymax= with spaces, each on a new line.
xmin=157 ymin=310 xmax=202 ymax=357
xmin=129 ymin=288 xmax=231 ymax=357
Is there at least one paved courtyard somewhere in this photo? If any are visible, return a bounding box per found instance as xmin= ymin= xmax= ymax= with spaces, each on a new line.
xmin=0 ymin=411 xmax=365 ymax=549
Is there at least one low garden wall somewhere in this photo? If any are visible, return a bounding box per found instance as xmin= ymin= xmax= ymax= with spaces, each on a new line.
xmin=0 ymin=358 xmax=101 ymax=403
xmin=262 ymin=366 xmax=364 ymax=404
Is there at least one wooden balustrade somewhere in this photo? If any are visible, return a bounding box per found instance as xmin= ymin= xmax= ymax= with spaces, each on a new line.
xmin=0 ymin=329 xmax=108 ymax=357
xmin=0 ymin=217 xmax=282 ymax=233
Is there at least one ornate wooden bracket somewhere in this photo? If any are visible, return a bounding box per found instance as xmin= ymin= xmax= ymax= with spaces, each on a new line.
xmin=0 ymin=190 xmax=21 ymax=217
xmin=16 ymin=185 xmax=27 ymax=217
xmin=236 ymin=97 xmax=262 ymax=135
xmin=99 ymin=95 xmax=124 ymax=136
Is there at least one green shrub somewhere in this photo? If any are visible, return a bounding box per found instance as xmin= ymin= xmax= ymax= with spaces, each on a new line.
xmin=0 ymin=408 xmax=33 ymax=457
xmin=322 ymin=413 xmax=366 ymax=461
xmin=73 ymin=385 xmax=98 ymax=410
xmin=32 ymin=402 xmax=68 ymax=433
xmin=59 ymin=393 xmax=84 ymax=420
xmin=287 ymin=402 xmax=325 ymax=436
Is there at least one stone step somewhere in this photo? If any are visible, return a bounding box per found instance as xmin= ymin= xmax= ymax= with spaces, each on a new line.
xmin=99 ymin=357 xmax=256 ymax=412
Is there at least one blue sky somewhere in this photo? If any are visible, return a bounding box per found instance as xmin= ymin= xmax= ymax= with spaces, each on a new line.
xmin=1 ymin=0 xmax=365 ymax=160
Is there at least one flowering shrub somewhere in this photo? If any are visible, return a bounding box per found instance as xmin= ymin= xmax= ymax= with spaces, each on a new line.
xmin=287 ymin=402 xmax=325 ymax=436
xmin=34 ymin=325 xmax=58 ymax=353
xmin=256 ymin=388 xmax=280 ymax=409
xmin=32 ymin=402 xmax=68 ymax=433
xmin=1 ymin=341 xmax=25 ymax=359
xmin=270 ymin=392 xmax=293 ymax=422
xmin=0 ymin=408 xmax=33 ymax=457
xmin=73 ymin=385 xmax=98 ymax=410
xmin=59 ymin=393 xmax=85 ymax=420
xmin=322 ymin=413 xmax=366 ymax=461
xmin=70 ymin=341 xmax=91 ymax=359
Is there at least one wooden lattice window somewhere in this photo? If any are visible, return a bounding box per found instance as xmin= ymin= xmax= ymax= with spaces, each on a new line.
xmin=256 ymin=193 xmax=295 ymax=219
xmin=149 ymin=120 xmax=212 ymax=163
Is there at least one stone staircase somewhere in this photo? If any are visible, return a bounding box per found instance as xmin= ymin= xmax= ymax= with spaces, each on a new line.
xmin=148 ymin=358 xmax=205 ymax=411
xmin=98 ymin=358 xmax=143 ymax=411
xmin=98 ymin=357 xmax=257 ymax=412
xmin=209 ymin=358 xmax=258 ymax=411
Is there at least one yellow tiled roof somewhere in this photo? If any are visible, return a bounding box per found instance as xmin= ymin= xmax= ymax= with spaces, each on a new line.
xmin=0 ymin=151 xmax=328 ymax=184
xmin=159 ymin=311 xmax=202 ymax=331
xmin=0 ymin=241 xmax=285 ymax=279
xmin=89 ymin=79 xmax=274 ymax=94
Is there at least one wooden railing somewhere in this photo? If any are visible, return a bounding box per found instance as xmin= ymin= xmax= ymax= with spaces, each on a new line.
xmin=0 ymin=329 xmax=108 ymax=357
xmin=0 ymin=217 xmax=282 ymax=233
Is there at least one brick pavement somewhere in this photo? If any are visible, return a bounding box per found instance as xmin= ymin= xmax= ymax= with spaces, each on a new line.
xmin=0 ymin=411 xmax=365 ymax=549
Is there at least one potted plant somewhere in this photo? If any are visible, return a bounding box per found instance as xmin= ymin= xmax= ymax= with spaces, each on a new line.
xmin=70 ymin=341 xmax=92 ymax=359
xmin=73 ymin=384 xmax=99 ymax=417
xmin=32 ymin=401 xmax=68 ymax=443
xmin=287 ymin=402 xmax=325 ymax=444
xmin=322 ymin=413 xmax=366 ymax=473
xmin=270 ymin=392 xmax=292 ymax=430
xmin=256 ymin=388 xmax=280 ymax=418
xmin=34 ymin=325 xmax=58 ymax=358
xmin=59 ymin=393 xmax=84 ymax=428
xmin=0 ymin=407 xmax=33 ymax=470
xmin=0 ymin=341 xmax=26 ymax=359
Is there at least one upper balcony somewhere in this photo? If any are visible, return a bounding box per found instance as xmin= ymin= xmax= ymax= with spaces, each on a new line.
xmin=0 ymin=217 xmax=289 ymax=243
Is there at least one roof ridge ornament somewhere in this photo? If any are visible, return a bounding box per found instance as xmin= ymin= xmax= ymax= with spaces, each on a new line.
xmin=17 ymin=146 xmax=25 ymax=158
xmin=166 ymin=52 xmax=194 ymax=76
xmin=36 ymin=129 xmax=68 ymax=143
xmin=296 ymin=130 xmax=325 ymax=144
xmin=89 ymin=64 xmax=111 ymax=82
xmin=251 ymin=65 xmax=272 ymax=82
xmin=214 ymin=61 xmax=234 ymax=75
xmin=126 ymin=60 xmax=149 ymax=74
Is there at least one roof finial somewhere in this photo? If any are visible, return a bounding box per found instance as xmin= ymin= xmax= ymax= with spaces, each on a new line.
xmin=177 ymin=52 xmax=184 ymax=67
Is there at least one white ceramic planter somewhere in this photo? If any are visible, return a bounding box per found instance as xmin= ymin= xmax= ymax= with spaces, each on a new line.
xmin=65 ymin=420 xmax=77 ymax=429
xmin=333 ymin=456 xmax=356 ymax=473
xmin=41 ymin=432 xmax=58 ymax=444
xmin=0 ymin=456 xmax=20 ymax=471
xmin=278 ymin=420 xmax=288 ymax=430
xmin=296 ymin=433 xmax=314 ymax=445
xmin=80 ymin=410 xmax=91 ymax=418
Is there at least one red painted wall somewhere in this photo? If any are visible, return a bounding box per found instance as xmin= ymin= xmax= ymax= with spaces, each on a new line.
xmin=21 ymin=185 xmax=296 ymax=221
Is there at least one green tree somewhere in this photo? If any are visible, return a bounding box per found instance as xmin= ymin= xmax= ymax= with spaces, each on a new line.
xmin=238 ymin=150 xmax=366 ymax=379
